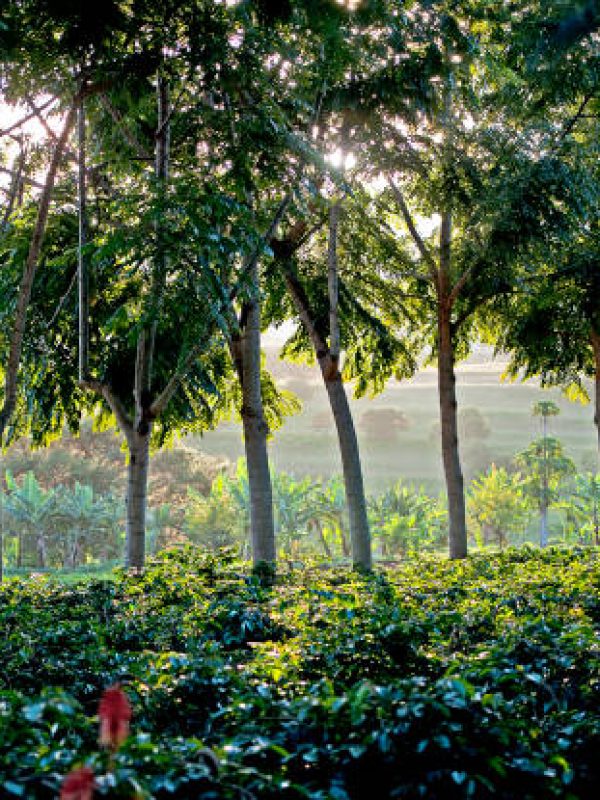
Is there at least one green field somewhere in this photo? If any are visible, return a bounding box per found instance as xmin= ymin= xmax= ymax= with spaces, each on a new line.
xmin=191 ymin=347 xmax=596 ymax=494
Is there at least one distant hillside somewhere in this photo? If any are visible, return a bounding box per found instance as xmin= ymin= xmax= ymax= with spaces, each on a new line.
xmin=191 ymin=344 xmax=596 ymax=493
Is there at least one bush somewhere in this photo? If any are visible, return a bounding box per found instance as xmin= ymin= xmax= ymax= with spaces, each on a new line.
xmin=1 ymin=547 xmax=599 ymax=798
xmin=359 ymin=408 xmax=410 ymax=441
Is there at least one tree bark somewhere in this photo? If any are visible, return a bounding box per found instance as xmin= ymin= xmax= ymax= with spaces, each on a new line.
xmin=126 ymin=431 xmax=151 ymax=569
xmin=437 ymin=303 xmax=468 ymax=558
xmin=591 ymin=327 xmax=600 ymax=454
xmin=36 ymin=533 xmax=46 ymax=569
xmin=328 ymin=200 xmax=341 ymax=360
xmin=540 ymin=500 xmax=549 ymax=548
xmin=0 ymin=105 xmax=77 ymax=443
xmin=236 ymin=263 xmax=276 ymax=568
xmin=78 ymin=99 xmax=90 ymax=382
xmin=281 ymin=263 xmax=371 ymax=569
xmin=323 ymin=369 xmax=371 ymax=568
xmin=1 ymin=145 xmax=26 ymax=229
xmin=312 ymin=519 xmax=332 ymax=558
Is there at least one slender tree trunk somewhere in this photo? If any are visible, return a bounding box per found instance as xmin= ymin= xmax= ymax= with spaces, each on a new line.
xmin=126 ymin=431 xmax=151 ymax=569
xmin=328 ymin=200 xmax=341 ymax=361
xmin=322 ymin=368 xmax=371 ymax=568
xmin=36 ymin=533 xmax=46 ymax=569
xmin=78 ymin=98 xmax=89 ymax=382
xmin=281 ymin=264 xmax=372 ymax=569
xmin=591 ymin=328 xmax=600 ymax=454
xmin=0 ymin=106 xmax=77 ymax=442
xmin=437 ymin=304 xmax=467 ymax=559
xmin=237 ymin=263 xmax=276 ymax=568
xmin=340 ymin=525 xmax=351 ymax=558
xmin=540 ymin=500 xmax=549 ymax=548
xmin=123 ymin=72 xmax=168 ymax=571
xmin=312 ymin=519 xmax=332 ymax=558
xmin=1 ymin=145 xmax=26 ymax=229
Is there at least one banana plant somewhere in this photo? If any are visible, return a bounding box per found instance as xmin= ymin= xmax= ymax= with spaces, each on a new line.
xmin=54 ymin=483 xmax=123 ymax=567
xmin=146 ymin=503 xmax=177 ymax=556
xmin=3 ymin=470 xmax=58 ymax=568
xmin=369 ymin=482 xmax=447 ymax=558
xmin=558 ymin=472 xmax=600 ymax=545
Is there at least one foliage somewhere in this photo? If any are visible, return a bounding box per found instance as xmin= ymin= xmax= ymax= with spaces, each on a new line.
xmin=514 ymin=437 xmax=577 ymax=511
xmin=369 ymin=482 xmax=447 ymax=557
xmin=0 ymin=547 xmax=600 ymax=797
xmin=467 ymin=465 xmax=532 ymax=548
xmin=185 ymin=462 xmax=351 ymax=559
xmin=1 ymin=471 xmax=123 ymax=569
xmin=558 ymin=471 xmax=600 ymax=545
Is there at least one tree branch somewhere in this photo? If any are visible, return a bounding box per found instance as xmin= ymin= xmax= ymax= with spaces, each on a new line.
xmin=99 ymin=94 xmax=152 ymax=160
xmin=448 ymin=264 xmax=473 ymax=308
xmin=150 ymin=191 xmax=294 ymax=418
xmin=386 ymin=175 xmax=439 ymax=285
xmin=550 ymin=92 xmax=595 ymax=153
xmin=25 ymin=95 xmax=78 ymax=163
xmin=0 ymin=97 xmax=57 ymax=138
xmin=79 ymin=379 xmax=134 ymax=444
xmin=0 ymin=104 xmax=78 ymax=444
xmin=0 ymin=166 xmax=43 ymax=191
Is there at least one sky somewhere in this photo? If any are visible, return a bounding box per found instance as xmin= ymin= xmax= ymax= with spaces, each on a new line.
xmin=0 ymin=97 xmax=61 ymax=189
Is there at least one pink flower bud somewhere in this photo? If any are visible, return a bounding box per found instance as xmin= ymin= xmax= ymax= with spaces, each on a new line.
xmin=60 ymin=766 xmax=95 ymax=800
xmin=98 ymin=685 xmax=132 ymax=749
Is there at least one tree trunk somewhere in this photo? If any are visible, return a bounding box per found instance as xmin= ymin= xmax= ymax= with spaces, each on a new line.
xmin=280 ymin=264 xmax=371 ymax=569
xmin=1 ymin=146 xmax=26 ymax=229
xmin=78 ymin=98 xmax=90 ymax=382
xmin=121 ymin=72 xmax=168 ymax=572
xmin=540 ymin=500 xmax=549 ymax=548
xmin=437 ymin=304 xmax=467 ymax=559
xmin=0 ymin=106 xmax=77 ymax=443
xmin=238 ymin=264 xmax=276 ymax=568
xmin=323 ymin=368 xmax=372 ymax=568
xmin=126 ymin=432 xmax=150 ymax=570
xmin=592 ymin=328 xmax=600 ymax=454
xmin=36 ymin=533 xmax=46 ymax=569
xmin=312 ymin=519 xmax=332 ymax=559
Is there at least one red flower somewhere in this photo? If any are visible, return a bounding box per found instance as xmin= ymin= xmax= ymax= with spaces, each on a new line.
xmin=60 ymin=766 xmax=95 ymax=800
xmin=98 ymin=684 xmax=132 ymax=749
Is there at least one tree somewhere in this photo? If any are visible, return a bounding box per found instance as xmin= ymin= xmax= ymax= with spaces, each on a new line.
xmin=0 ymin=0 xmax=307 ymax=570
xmin=496 ymin=220 xmax=600 ymax=454
xmin=487 ymin=2 xmax=600 ymax=453
xmin=319 ymin=2 xmax=586 ymax=559
xmin=2 ymin=470 xmax=57 ymax=568
xmin=559 ymin=471 xmax=600 ymax=545
xmin=54 ymin=483 xmax=122 ymax=568
xmin=514 ymin=433 xmax=576 ymax=547
xmin=369 ymin=482 xmax=447 ymax=559
xmin=467 ymin=466 xmax=532 ymax=549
